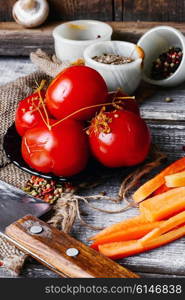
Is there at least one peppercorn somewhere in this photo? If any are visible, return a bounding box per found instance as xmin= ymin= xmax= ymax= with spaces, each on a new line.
xmin=165 ymin=97 xmax=173 ymax=103
xmin=151 ymin=47 xmax=183 ymax=80
xmin=23 ymin=176 xmax=74 ymax=204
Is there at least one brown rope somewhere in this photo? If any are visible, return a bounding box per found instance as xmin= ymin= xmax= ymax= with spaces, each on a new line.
xmin=48 ymin=192 xmax=77 ymax=233
xmin=118 ymin=144 xmax=167 ymax=203
xmin=76 ymin=195 xmax=135 ymax=214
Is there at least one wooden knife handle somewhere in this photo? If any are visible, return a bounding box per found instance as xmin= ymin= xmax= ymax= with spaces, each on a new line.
xmin=5 ymin=215 xmax=139 ymax=278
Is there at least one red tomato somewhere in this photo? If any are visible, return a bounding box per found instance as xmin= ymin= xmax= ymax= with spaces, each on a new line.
xmin=15 ymin=91 xmax=46 ymax=136
xmin=107 ymin=90 xmax=140 ymax=116
xmin=46 ymin=66 xmax=108 ymax=121
xmin=21 ymin=119 xmax=89 ymax=177
xmin=88 ymin=110 xmax=151 ymax=168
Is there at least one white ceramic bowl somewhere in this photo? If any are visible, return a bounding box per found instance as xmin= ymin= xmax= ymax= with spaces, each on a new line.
xmin=138 ymin=26 xmax=185 ymax=87
xmin=53 ymin=20 xmax=112 ymax=62
xmin=84 ymin=41 xmax=144 ymax=94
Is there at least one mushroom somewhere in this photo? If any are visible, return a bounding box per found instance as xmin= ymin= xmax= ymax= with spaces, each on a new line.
xmin=12 ymin=0 xmax=49 ymax=28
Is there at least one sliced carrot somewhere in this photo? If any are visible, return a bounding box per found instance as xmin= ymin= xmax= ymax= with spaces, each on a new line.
xmin=139 ymin=187 xmax=185 ymax=222
xmin=139 ymin=228 xmax=160 ymax=244
xmin=89 ymin=214 xmax=147 ymax=241
xmin=140 ymin=210 xmax=185 ymax=244
xmin=165 ymin=170 xmax=185 ymax=187
xmin=99 ymin=240 xmax=142 ymax=259
xmin=133 ymin=157 xmax=185 ymax=203
xmin=99 ymin=224 xmax=185 ymax=259
xmin=90 ymin=221 xmax=162 ymax=249
xmin=153 ymin=183 xmax=171 ymax=196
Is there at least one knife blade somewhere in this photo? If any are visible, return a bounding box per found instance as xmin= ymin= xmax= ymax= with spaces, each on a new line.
xmin=0 ymin=180 xmax=50 ymax=232
xmin=0 ymin=180 xmax=139 ymax=278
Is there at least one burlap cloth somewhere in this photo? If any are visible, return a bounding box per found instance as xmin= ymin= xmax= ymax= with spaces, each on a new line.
xmin=0 ymin=50 xmax=81 ymax=276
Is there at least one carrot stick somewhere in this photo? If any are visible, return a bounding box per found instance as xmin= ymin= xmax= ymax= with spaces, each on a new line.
xmin=133 ymin=157 xmax=185 ymax=203
xmin=140 ymin=210 xmax=185 ymax=244
xmin=153 ymin=183 xmax=171 ymax=196
xmin=139 ymin=228 xmax=160 ymax=244
xmin=98 ymin=224 xmax=185 ymax=259
xmin=165 ymin=170 xmax=185 ymax=187
xmin=89 ymin=215 xmax=147 ymax=241
xmin=139 ymin=187 xmax=185 ymax=222
xmin=90 ymin=221 xmax=162 ymax=249
xmin=99 ymin=240 xmax=142 ymax=259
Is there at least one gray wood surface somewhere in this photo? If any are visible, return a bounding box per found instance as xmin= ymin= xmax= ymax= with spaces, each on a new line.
xmin=1 ymin=57 xmax=185 ymax=278
xmin=2 ymin=21 xmax=185 ymax=56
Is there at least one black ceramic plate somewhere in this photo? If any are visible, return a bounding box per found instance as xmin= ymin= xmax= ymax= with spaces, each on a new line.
xmin=3 ymin=124 xmax=107 ymax=183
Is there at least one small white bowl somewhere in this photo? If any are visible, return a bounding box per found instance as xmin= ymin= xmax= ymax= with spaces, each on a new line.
xmin=84 ymin=41 xmax=144 ymax=94
xmin=53 ymin=20 xmax=112 ymax=62
xmin=138 ymin=26 xmax=185 ymax=87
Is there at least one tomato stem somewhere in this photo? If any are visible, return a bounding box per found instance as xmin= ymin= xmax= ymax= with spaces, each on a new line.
xmin=34 ymin=79 xmax=46 ymax=93
xmin=116 ymin=96 xmax=135 ymax=100
xmin=51 ymin=96 xmax=135 ymax=128
xmin=37 ymin=106 xmax=50 ymax=129
xmin=38 ymin=90 xmax=50 ymax=128
xmin=31 ymin=82 xmax=135 ymax=131
xmin=34 ymin=80 xmax=51 ymax=130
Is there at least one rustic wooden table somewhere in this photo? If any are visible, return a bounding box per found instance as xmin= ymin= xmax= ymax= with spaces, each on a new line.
xmin=1 ymin=22 xmax=185 ymax=279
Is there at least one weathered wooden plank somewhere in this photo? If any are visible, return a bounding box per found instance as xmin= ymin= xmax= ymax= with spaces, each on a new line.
xmin=2 ymin=21 xmax=185 ymax=56
xmin=140 ymin=84 xmax=185 ymax=121
xmin=140 ymin=272 xmax=185 ymax=278
xmin=0 ymin=58 xmax=36 ymax=85
xmin=113 ymin=0 xmax=122 ymax=21
xmin=0 ymin=0 xmax=15 ymax=22
xmin=49 ymin=0 xmax=113 ymax=21
xmin=1 ymin=262 xmax=184 ymax=278
xmin=122 ymin=0 xmax=185 ymax=22
xmin=2 ymin=0 xmax=185 ymax=22
xmin=0 ymin=0 xmax=113 ymax=22
xmin=110 ymin=21 xmax=185 ymax=43
xmin=0 ymin=22 xmax=55 ymax=56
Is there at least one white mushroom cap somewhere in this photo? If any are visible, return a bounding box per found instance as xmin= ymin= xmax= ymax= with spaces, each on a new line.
xmin=13 ymin=0 xmax=49 ymax=28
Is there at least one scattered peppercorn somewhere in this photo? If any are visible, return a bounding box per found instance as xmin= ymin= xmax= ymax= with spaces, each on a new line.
xmin=151 ymin=47 xmax=183 ymax=80
xmin=165 ymin=97 xmax=173 ymax=102
xmin=99 ymin=191 xmax=106 ymax=196
xmin=23 ymin=176 xmax=74 ymax=204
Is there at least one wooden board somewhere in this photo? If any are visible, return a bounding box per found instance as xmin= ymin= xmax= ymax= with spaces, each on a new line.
xmin=0 ymin=22 xmax=55 ymax=56
xmin=0 ymin=0 xmax=114 ymax=22
xmin=1 ymin=21 xmax=185 ymax=56
xmin=48 ymin=0 xmax=113 ymax=22
xmin=0 ymin=0 xmax=15 ymax=22
xmin=122 ymin=0 xmax=185 ymax=22
xmin=1 ymin=0 xmax=185 ymax=22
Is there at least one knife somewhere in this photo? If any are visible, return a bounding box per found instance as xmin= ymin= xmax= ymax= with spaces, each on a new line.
xmin=0 ymin=180 xmax=139 ymax=278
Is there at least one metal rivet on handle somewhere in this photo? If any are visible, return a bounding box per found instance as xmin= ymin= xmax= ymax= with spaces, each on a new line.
xmin=30 ymin=225 xmax=43 ymax=234
xmin=66 ymin=248 xmax=79 ymax=257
